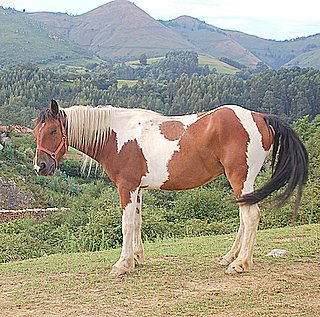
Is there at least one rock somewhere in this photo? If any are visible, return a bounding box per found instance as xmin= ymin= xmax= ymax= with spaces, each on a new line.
xmin=0 ymin=177 xmax=34 ymax=210
xmin=266 ymin=249 xmax=290 ymax=257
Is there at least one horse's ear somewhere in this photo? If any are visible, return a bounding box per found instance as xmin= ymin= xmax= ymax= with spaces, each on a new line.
xmin=50 ymin=99 xmax=59 ymax=117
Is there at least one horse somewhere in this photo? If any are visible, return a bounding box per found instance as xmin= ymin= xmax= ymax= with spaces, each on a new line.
xmin=33 ymin=100 xmax=308 ymax=275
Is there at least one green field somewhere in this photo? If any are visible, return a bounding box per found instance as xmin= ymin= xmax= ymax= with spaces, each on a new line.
xmin=125 ymin=54 xmax=239 ymax=74
xmin=0 ymin=224 xmax=319 ymax=316
xmin=198 ymin=54 xmax=239 ymax=74
xmin=117 ymin=79 xmax=139 ymax=88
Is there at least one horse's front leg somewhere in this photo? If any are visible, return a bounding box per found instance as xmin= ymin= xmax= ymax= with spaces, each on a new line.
xmin=134 ymin=188 xmax=145 ymax=265
xmin=110 ymin=186 xmax=140 ymax=275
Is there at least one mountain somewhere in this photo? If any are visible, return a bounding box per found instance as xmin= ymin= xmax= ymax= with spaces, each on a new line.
xmin=29 ymin=0 xmax=196 ymax=60
xmin=0 ymin=7 xmax=93 ymax=66
xmin=285 ymin=48 xmax=320 ymax=68
xmin=161 ymin=16 xmax=260 ymax=67
xmin=163 ymin=16 xmax=320 ymax=69
xmin=1 ymin=1 xmax=320 ymax=69
xmin=224 ymin=30 xmax=320 ymax=69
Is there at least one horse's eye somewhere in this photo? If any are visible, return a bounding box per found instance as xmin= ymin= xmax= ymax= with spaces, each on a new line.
xmin=50 ymin=130 xmax=57 ymax=135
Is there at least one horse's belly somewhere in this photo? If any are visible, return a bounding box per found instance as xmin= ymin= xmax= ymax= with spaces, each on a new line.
xmin=160 ymin=159 xmax=224 ymax=190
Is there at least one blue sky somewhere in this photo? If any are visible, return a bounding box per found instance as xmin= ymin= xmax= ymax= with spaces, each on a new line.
xmin=1 ymin=0 xmax=319 ymax=40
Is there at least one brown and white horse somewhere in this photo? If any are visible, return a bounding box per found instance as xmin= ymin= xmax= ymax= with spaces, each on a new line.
xmin=33 ymin=100 xmax=308 ymax=275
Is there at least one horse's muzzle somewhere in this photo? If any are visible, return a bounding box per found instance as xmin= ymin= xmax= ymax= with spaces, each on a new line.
xmin=34 ymin=160 xmax=56 ymax=176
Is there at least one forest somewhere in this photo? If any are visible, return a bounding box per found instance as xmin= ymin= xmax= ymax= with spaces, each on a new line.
xmin=0 ymin=51 xmax=319 ymax=128
xmin=0 ymin=51 xmax=319 ymax=262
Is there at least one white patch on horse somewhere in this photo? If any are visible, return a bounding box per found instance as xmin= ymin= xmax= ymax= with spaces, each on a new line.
xmin=225 ymin=105 xmax=269 ymax=195
xmin=39 ymin=122 xmax=46 ymax=132
xmin=34 ymin=123 xmax=46 ymax=172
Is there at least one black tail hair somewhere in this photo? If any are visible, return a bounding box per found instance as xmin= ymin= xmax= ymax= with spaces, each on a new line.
xmin=238 ymin=115 xmax=309 ymax=221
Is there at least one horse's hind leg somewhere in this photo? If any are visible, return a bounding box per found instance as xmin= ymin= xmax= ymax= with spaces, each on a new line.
xmin=226 ymin=203 xmax=260 ymax=273
xmin=134 ymin=189 xmax=145 ymax=265
xmin=221 ymin=153 xmax=265 ymax=273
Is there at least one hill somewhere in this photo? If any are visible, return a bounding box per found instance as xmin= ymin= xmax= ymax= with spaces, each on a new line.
xmin=29 ymin=0 xmax=196 ymax=60
xmin=0 ymin=224 xmax=319 ymax=316
xmin=163 ymin=16 xmax=320 ymax=69
xmin=1 ymin=1 xmax=320 ymax=68
xmin=285 ymin=47 xmax=320 ymax=68
xmin=161 ymin=16 xmax=260 ymax=67
xmin=225 ymin=30 xmax=320 ymax=69
xmin=0 ymin=8 xmax=93 ymax=66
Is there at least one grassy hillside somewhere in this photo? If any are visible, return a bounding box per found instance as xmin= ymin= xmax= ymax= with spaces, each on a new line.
xmin=0 ymin=224 xmax=319 ymax=316
xmin=126 ymin=54 xmax=239 ymax=74
xmin=162 ymin=16 xmax=260 ymax=67
xmin=225 ymin=30 xmax=320 ymax=69
xmin=285 ymin=48 xmax=320 ymax=69
xmin=0 ymin=10 xmax=92 ymax=66
xmin=198 ymin=54 xmax=239 ymax=74
xmin=2 ymin=2 xmax=320 ymax=68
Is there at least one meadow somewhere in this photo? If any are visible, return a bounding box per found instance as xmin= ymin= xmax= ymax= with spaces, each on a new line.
xmin=0 ymin=224 xmax=319 ymax=316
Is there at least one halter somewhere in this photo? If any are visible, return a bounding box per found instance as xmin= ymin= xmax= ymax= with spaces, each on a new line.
xmin=36 ymin=116 xmax=68 ymax=168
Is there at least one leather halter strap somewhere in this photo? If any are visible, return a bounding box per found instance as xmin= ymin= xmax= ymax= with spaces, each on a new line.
xmin=36 ymin=117 xmax=68 ymax=168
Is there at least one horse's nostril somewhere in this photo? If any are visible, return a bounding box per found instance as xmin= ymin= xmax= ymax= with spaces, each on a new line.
xmin=40 ymin=162 xmax=46 ymax=170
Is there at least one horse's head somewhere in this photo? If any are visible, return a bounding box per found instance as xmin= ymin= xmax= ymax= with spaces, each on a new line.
xmin=33 ymin=99 xmax=68 ymax=176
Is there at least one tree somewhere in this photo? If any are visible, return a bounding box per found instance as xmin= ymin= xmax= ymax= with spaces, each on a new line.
xmin=139 ymin=54 xmax=147 ymax=66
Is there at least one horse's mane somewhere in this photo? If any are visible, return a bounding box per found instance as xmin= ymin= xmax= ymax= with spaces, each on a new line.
xmin=63 ymin=105 xmax=112 ymax=156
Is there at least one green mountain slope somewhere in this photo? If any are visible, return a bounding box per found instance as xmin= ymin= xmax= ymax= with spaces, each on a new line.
xmin=163 ymin=16 xmax=320 ymax=69
xmin=225 ymin=30 xmax=320 ymax=69
xmin=1 ymin=2 xmax=320 ymax=68
xmin=285 ymin=47 xmax=320 ymax=69
xmin=0 ymin=9 xmax=93 ymax=66
xmin=161 ymin=16 xmax=261 ymax=67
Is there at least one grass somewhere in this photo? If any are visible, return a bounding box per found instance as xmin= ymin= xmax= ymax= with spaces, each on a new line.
xmin=117 ymin=79 xmax=139 ymax=88
xmin=198 ymin=55 xmax=239 ymax=74
xmin=0 ymin=224 xmax=319 ymax=316
xmin=125 ymin=54 xmax=240 ymax=74
xmin=0 ymin=13 xmax=90 ymax=67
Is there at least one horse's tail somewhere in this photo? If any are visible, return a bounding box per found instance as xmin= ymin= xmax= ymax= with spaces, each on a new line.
xmin=238 ymin=115 xmax=308 ymax=218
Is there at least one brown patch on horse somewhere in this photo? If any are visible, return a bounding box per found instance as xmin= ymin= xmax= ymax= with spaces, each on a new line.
xmin=159 ymin=121 xmax=185 ymax=141
xmin=96 ymin=131 xmax=148 ymax=209
xmin=161 ymin=111 xmax=225 ymax=190
xmin=251 ymin=112 xmax=274 ymax=151
xmin=161 ymin=108 xmax=250 ymax=198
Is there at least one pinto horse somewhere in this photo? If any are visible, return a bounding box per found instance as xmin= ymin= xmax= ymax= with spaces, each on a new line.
xmin=33 ymin=100 xmax=308 ymax=275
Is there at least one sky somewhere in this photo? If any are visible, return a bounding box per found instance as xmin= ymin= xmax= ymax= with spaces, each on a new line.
xmin=0 ymin=0 xmax=319 ymax=40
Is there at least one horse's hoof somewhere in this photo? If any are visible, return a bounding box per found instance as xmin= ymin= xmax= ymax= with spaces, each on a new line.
xmin=225 ymin=259 xmax=251 ymax=274
xmin=109 ymin=265 xmax=129 ymax=276
xmin=219 ymin=258 xmax=231 ymax=267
